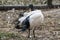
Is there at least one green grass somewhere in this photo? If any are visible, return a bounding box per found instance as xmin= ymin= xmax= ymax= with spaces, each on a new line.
xmin=0 ymin=32 xmax=22 ymax=40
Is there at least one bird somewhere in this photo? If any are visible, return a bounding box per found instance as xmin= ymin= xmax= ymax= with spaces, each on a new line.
xmin=14 ymin=4 xmax=44 ymax=38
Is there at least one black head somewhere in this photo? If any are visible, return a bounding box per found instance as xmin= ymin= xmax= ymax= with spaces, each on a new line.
xmin=29 ymin=4 xmax=34 ymax=11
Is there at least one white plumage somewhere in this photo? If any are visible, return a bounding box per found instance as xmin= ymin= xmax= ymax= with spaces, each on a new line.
xmin=29 ymin=10 xmax=44 ymax=27
xmin=19 ymin=10 xmax=44 ymax=27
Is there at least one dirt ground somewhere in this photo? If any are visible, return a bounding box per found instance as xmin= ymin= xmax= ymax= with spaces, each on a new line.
xmin=0 ymin=8 xmax=60 ymax=40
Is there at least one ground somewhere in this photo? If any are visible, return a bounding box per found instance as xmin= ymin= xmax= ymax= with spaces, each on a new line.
xmin=0 ymin=8 xmax=60 ymax=40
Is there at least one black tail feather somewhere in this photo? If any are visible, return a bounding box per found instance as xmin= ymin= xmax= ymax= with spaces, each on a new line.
xmin=15 ymin=25 xmax=21 ymax=29
xmin=21 ymin=25 xmax=29 ymax=31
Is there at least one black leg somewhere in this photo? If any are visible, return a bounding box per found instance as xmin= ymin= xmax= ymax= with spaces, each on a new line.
xmin=33 ymin=30 xmax=35 ymax=38
xmin=33 ymin=27 xmax=35 ymax=38
xmin=28 ymin=28 xmax=30 ymax=38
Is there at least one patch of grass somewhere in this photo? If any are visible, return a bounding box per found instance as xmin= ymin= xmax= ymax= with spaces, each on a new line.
xmin=0 ymin=32 xmax=22 ymax=40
